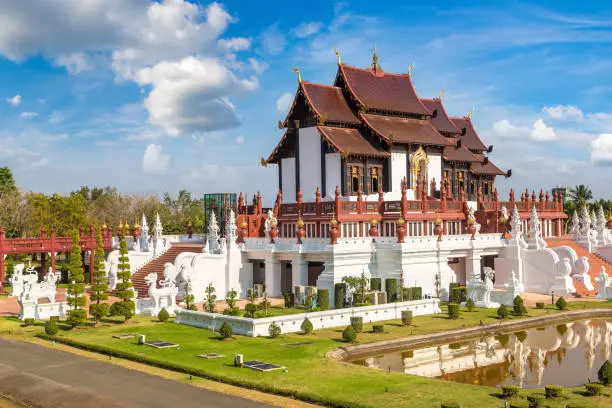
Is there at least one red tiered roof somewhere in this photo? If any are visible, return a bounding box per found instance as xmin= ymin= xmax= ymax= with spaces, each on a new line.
xmin=443 ymin=144 xmax=480 ymax=162
xmin=450 ymin=117 xmax=488 ymax=152
xmin=301 ymin=82 xmax=360 ymax=125
xmin=470 ymin=158 xmax=506 ymax=175
xmin=421 ymin=98 xmax=460 ymax=135
xmin=337 ymin=64 xmax=431 ymax=115
xmin=317 ymin=126 xmax=389 ymax=158
xmin=361 ymin=113 xmax=453 ymax=146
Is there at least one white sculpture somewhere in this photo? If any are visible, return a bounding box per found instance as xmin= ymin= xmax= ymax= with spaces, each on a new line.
xmin=572 ymin=256 xmax=595 ymax=291
xmin=527 ymin=206 xmax=547 ymax=250
xmin=595 ymin=267 xmax=612 ymax=300
xmin=500 ymin=206 xmax=508 ymax=224
xmin=9 ymin=263 xmax=37 ymax=298
xmin=144 ymin=272 xmax=178 ymax=316
xmin=106 ymin=257 xmax=118 ymax=291
xmin=18 ymin=268 xmax=65 ymax=321
xmin=596 ymin=206 xmax=609 ymax=246
xmin=152 ymin=212 xmax=164 ymax=256
xmin=466 ymin=267 xmax=499 ymax=308
xmin=466 ymin=205 xmax=481 ymax=234
xmin=569 ymin=210 xmax=579 ymax=235
xmin=264 ymin=209 xmax=277 ymax=238
xmin=227 ymin=209 xmax=238 ymax=244
xmin=207 ymin=211 xmax=220 ymax=254
xmin=508 ymin=206 xmax=527 ymax=247
xmin=579 ymin=206 xmax=592 ymax=236
xmin=140 ymin=213 xmax=150 ymax=252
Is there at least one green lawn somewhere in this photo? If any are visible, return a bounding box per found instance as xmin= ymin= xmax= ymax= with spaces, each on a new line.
xmin=2 ymin=301 xmax=612 ymax=408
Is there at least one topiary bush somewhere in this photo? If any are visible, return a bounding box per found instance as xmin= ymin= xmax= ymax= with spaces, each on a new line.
xmin=401 ymin=310 xmax=413 ymax=326
xmin=585 ymin=383 xmax=604 ymax=396
xmin=447 ymin=303 xmax=460 ymax=320
xmin=449 ymin=287 xmax=462 ymax=304
xmin=526 ymin=394 xmax=544 ymax=407
xmin=219 ymin=321 xmax=233 ymax=339
xmin=370 ymin=278 xmax=381 ymax=291
xmin=402 ymin=287 xmax=413 ymax=301
xmin=350 ymin=316 xmax=363 ymax=333
xmin=411 ymin=287 xmax=422 ymax=300
xmin=556 ymin=324 xmax=568 ymax=336
xmin=465 ymin=298 xmax=475 ymax=312
xmin=372 ymin=325 xmax=384 ymax=333
xmin=598 ymin=360 xmax=612 ymax=385
xmin=244 ymin=303 xmax=257 ymax=318
xmin=44 ymin=319 xmax=59 ymax=336
xmin=67 ymin=309 xmax=88 ymax=327
xmin=513 ymin=295 xmax=527 ymax=316
xmin=109 ymin=301 xmax=134 ymax=322
xmin=283 ymin=292 xmax=294 ymax=308
xmin=334 ymin=283 xmax=346 ymax=309
xmin=544 ymin=385 xmax=564 ymax=399
xmin=342 ymin=325 xmax=356 ymax=342
xmin=555 ymin=297 xmax=568 ymax=310
xmin=440 ymin=401 xmax=460 ymax=408
xmin=385 ymin=278 xmax=398 ymax=302
xmin=23 ymin=318 xmax=35 ymax=326
xmin=535 ymin=302 xmax=544 ymax=309
xmin=497 ymin=304 xmax=509 ymax=319
xmin=502 ymin=385 xmax=519 ymax=398
xmin=515 ymin=330 xmax=527 ymax=343
xmin=157 ymin=308 xmax=169 ymax=322
xmin=268 ymin=322 xmax=281 ymax=338
xmin=317 ymin=289 xmax=329 ymax=311
xmin=301 ymin=317 xmax=313 ymax=334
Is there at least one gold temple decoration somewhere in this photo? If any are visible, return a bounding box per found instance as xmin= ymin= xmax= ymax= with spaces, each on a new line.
xmin=410 ymin=145 xmax=430 ymax=188
xmin=408 ymin=63 xmax=415 ymax=76
xmin=467 ymin=107 xmax=475 ymax=118
xmin=334 ymin=47 xmax=341 ymax=65
xmin=277 ymin=120 xmax=284 ymax=129
xmin=371 ymin=45 xmax=380 ymax=70
xmin=292 ymin=65 xmax=302 ymax=83
xmin=439 ymin=88 xmax=445 ymax=100
xmin=260 ymin=157 xmax=268 ymax=167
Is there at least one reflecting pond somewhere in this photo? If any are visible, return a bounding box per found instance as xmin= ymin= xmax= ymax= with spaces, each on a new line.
xmin=351 ymin=319 xmax=612 ymax=388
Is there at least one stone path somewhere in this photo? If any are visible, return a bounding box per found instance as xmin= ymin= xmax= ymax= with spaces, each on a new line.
xmin=0 ymin=338 xmax=270 ymax=408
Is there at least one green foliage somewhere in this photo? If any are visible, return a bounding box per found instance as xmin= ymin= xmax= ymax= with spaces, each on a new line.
xmin=89 ymin=303 xmax=110 ymax=322
xmin=402 ymin=287 xmax=413 ymax=301
xmin=90 ymin=228 xmax=108 ymax=322
xmin=350 ymin=316 xmax=363 ymax=333
xmin=342 ymin=325 xmax=356 ymax=342
xmin=401 ymin=310 xmax=413 ymax=326
xmin=244 ymin=303 xmax=257 ymax=318
xmin=556 ymin=324 xmax=568 ymax=336
xmin=301 ymin=318 xmax=313 ymax=334
xmin=508 ymin=402 xmax=528 ymax=408
xmin=283 ymin=292 xmax=294 ymax=308
xmin=526 ymin=394 xmax=544 ymax=407
xmin=114 ymin=236 xmax=134 ymax=321
xmin=343 ymin=272 xmax=369 ymax=304
xmin=268 ymin=322 xmax=281 ymax=338
xmin=109 ymin=301 xmax=134 ymax=321
xmin=411 ymin=287 xmax=422 ymax=300
xmin=23 ymin=318 xmax=35 ymax=326
xmin=183 ymin=280 xmax=196 ymax=311
xmin=585 ymin=383 xmax=604 ymax=396
xmin=204 ymin=282 xmax=217 ymax=313
xmin=598 ymin=360 xmax=612 ymax=385
xmin=5 ymin=259 xmax=15 ymax=280
xmin=67 ymin=309 xmax=87 ymax=327
xmin=44 ymin=319 xmax=59 ymax=336
xmin=370 ymin=277 xmax=381 ymax=291
xmin=555 ymin=297 xmax=568 ymax=310
xmin=317 ymin=289 xmax=329 ymax=311
xmin=385 ymin=278 xmax=398 ymax=302
xmin=497 ymin=304 xmax=509 ymax=319
xmin=465 ymin=298 xmax=475 ymax=312
xmin=440 ymin=402 xmax=460 ymax=408
xmin=372 ymin=324 xmax=384 ymax=333
xmin=513 ymin=296 xmax=527 ymax=316
xmin=158 ymin=308 xmax=170 ymax=322
xmin=502 ymin=385 xmax=519 ymax=398
xmin=568 ymin=185 xmax=593 ymax=207
xmin=447 ymin=303 xmax=460 ymax=319
xmin=544 ymin=385 xmax=564 ymax=399
xmin=515 ymin=331 xmax=527 ymax=343
xmin=535 ymin=302 xmax=544 ymax=309
xmin=67 ymin=231 xmax=86 ymax=313
xmin=224 ymin=288 xmax=237 ymax=310
xmin=219 ymin=321 xmax=233 ymax=339
xmin=334 ymin=283 xmax=346 ymax=309
xmin=0 ymin=166 xmax=16 ymax=197
xmin=449 ymin=287 xmax=467 ymax=304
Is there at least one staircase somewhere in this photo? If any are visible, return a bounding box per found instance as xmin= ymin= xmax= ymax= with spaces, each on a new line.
xmin=131 ymin=243 xmax=204 ymax=298
xmin=545 ymin=237 xmax=611 ymax=297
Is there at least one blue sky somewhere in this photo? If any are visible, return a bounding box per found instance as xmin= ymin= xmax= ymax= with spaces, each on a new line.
xmin=1 ymin=0 xmax=611 ymax=204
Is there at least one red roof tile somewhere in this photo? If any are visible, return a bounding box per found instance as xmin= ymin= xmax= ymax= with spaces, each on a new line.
xmin=470 ymin=159 xmax=506 ymax=176
xmin=421 ymin=98 xmax=460 ymax=135
xmin=317 ymin=126 xmax=389 ymax=157
xmin=338 ymin=65 xmax=431 ymax=115
xmin=443 ymin=144 xmax=480 ymax=162
xmin=361 ymin=113 xmax=454 ymax=146
xmin=450 ymin=117 xmax=488 ymax=152
xmin=301 ymin=82 xmax=360 ymax=125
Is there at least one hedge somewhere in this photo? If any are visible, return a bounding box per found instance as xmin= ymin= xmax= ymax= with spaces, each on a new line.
xmin=385 ymin=279 xmax=398 ymax=302
xmin=465 ymin=298 xmax=475 ymax=312
xmin=599 ymin=360 xmax=612 ymax=384
xmin=526 ymin=394 xmax=543 ymax=407
xmin=36 ymin=334 xmax=371 ymax=408
xmin=317 ymin=289 xmax=330 ymax=311
xmin=372 ymin=325 xmax=384 ymax=333
xmin=350 ymin=316 xmax=363 ymax=333
xmin=448 ymin=282 xmax=460 ymax=301
xmin=401 ymin=287 xmax=422 ymax=301
xmin=440 ymin=402 xmax=460 ymax=408
xmin=501 ymin=385 xmax=519 ymax=398
xmin=158 ymin=308 xmax=169 ymax=322
xmin=370 ymin=278 xmax=381 ymax=291
xmin=497 ymin=305 xmax=509 ymax=319
xmin=334 ymin=283 xmax=347 ymax=309
xmin=342 ymin=325 xmax=356 ymax=342
xmin=585 ymin=383 xmax=603 ymax=396
xmin=44 ymin=320 xmax=59 ymax=336
xmin=535 ymin=302 xmax=544 ymax=309
xmin=283 ymin=292 xmax=295 ymax=308
xmin=544 ymin=385 xmax=564 ymax=399
xmin=509 ymin=402 xmax=528 ymax=408
xmin=402 ymin=287 xmax=413 ymax=301
xmin=447 ymin=303 xmax=460 ymax=320
xmin=301 ymin=318 xmax=313 ymax=334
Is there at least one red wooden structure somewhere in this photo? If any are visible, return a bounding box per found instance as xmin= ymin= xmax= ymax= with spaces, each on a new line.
xmin=0 ymin=225 xmax=113 ymax=292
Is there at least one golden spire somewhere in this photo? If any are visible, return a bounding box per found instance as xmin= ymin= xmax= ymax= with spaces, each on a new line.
xmin=292 ymin=65 xmax=302 ymax=83
xmin=334 ymin=47 xmax=341 ymax=66
xmin=371 ymin=44 xmax=379 ymax=70
xmin=439 ymin=88 xmax=446 ymax=100
xmin=260 ymin=157 xmax=268 ymax=167
xmin=467 ymin=106 xmax=475 ymax=118
xmin=408 ymin=63 xmax=415 ymax=76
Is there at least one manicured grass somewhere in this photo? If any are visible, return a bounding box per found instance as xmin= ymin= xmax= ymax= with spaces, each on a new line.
xmin=3 ymin=301 xmax=612 ymax=408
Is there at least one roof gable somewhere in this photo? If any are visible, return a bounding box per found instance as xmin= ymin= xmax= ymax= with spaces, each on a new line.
xmin=421 ymin=98 xmax=460 ymax=135
xmin=450 ymin=117 xmax=488 ymax=152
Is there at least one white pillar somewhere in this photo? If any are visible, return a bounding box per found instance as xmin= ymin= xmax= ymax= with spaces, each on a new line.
xmin=465 ymin=250 xmax=482 ymax=282
xmin=292 ymin=255 xmax=308 ymax=288
xmin=265 ymin=255 xmax=282 ymax=297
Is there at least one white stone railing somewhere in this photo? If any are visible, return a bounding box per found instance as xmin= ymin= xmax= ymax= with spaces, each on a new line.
xmin=175 ymin=298 xmax=441 ymax=337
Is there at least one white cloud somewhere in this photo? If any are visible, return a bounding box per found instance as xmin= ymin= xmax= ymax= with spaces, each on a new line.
xmin=590 ymin=133 xmax=612 ymax=165
xmin=48 ymin=111 xmax=69 ymax=125
xmin=491 ymin=118 xmax=557 ymax=141
xmin=276 ymin=92 xmax=293 ymax=116
xmin=530 ymin=119 xmax=557 ymax=141
xmin=292 ymin=22 xmax=323 ymax=38
xmin=492 ymin=119 xmax=529 ymax=138
xmin=235 ymin=135 xmax=244 ymax=145
xmin=259 ymin=24 xmax=286 ymax=55
xmin=20 ymin=111 xmax=39 ymax=118
xmin=249 ymin=58 xmax=269 ymax=74
xmin=142 ymin=143 xmax=170 ymax=174
xmin=7 ymin=95 xmax=21 ymax=106
xmin=543 ymin=105 xmax=584 ymax=121
xmin=55 ymin=52 xmax=95 ymax=74
xmin=219 ymin=37 xmax=250 ymax=51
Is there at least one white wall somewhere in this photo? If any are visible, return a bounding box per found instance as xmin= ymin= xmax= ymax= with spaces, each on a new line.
xmin=390 ymin=147 xmax=407 ymax=194
xmin=281 ymin=157 xmax=296 ymax=203
xmin=325 ymin=153 xmax=341 ymax=198
xmin=299 ymin=127 xmax=322 ymax=201
xmin=427 ymin=153 xmax=442 ymax=192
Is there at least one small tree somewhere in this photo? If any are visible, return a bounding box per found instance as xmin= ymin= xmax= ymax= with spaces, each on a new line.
xmin=44 ymin=319 xmax=59 ymax=336
xmin=225 ymin=288 xmax=238 ymax=315
xmin=204 ymin=282 xmax=217 ymax=313
xmin=219 ymin=321 xmax=233 ymax=339
xmin=183 ymin=279 xmax=197 ymax=311
xmin=342 ymin=271 xmax=369 ymax=305
xmin=342 ymin=325 xmax=356 ymax=342
xmin=158 ymin=307 xmax=169 ymax=322
xmin=112 ymin=235 xmax=134 ymax=322
xmin=513 ymin=295 xmax=527 ymax=316
xmin=401 ymin=310 xmax=413 ymax=326
xmin=497 ymin=304 xmax=509 ymax=319
xmin=447 ymin=303 xmax=460 ymax=319
xmin=67 ymin=231 xmax=87 ymax=327
xmin=598 ymin=360 xmax=612 ymax=385
xmin=301 ymin=317 xmax=313 ymax=334
xmin=555 ymin=297 xmax=568 ymax=311
xmin=261 ymin=285 xmax=269 ymax=315
xmin=465 ymin=298 xmax=475 ymax=312
xmin=89 ymin=228 xmax=109 ymax=324
xmin=5 ymin=258 xmax=14 ymax=281
xmin=268 ymin=322 xmax=281 ymax=338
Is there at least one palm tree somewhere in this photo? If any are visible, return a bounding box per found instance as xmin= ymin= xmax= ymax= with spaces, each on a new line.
xmin=568 ymin=185 xmax=593 ymax=207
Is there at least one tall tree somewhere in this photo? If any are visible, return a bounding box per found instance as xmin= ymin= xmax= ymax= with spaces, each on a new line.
xmin=89 ymin=227 xmax=109 ymax=324
xmin=568 ymin=185 xmax=593 ymax=207
xmin=0 ymin=167 xmax=16 ymax=199
xmin=112 ymin=234 xmax=134 ymax=322
xmin=66 ymin=231 xmax=87 ymax=327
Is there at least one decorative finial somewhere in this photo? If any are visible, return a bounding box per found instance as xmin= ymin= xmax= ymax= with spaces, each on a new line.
xmin=408 ymin=63 xmax=415 ymax=76
xmin=260 ymin=157 xmax=268 ymax=167
xmin=439 ymin=88 xmax=445 ymax=100
xmin=334 ymin=47 xmax=341 ymax=66
xmin=292 ymin=65 xmax=302 ymax=83
xmin=467 ymin=106 xmax=475 ymax=118
xmin=371 ymin=44 xmax=379 ymax=70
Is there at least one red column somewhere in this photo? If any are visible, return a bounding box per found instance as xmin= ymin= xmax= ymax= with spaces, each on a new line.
xmin=50 ymin=226 xmax=56 ymax=273
xmin=0 ymin=226 xmax=5 ymax=293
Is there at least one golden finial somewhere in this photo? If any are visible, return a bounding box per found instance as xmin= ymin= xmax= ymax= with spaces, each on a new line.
xmin=371 ymin=44 xmax=379 ymax=70
xmin=334 ymin=47 xmax=341 ymax=66
xmin=467 ymin=106 xmax=475 ymax=118
xmin=408 ymin=63 xmax=415 ymax=76
xmin=277 ymin=120 xmax=284 ymax=129
xmin=439 ymin=88 xmax=445 ymax=100
xmin=292 ymin=65 xmax=302 ymax=83
xmin=341 ymin=147 xmax=351 ymax=160
xmin=260 ymin=157 xmax=268 ymax=167
xmin=134 ymin=218 xmax=140 ymax=229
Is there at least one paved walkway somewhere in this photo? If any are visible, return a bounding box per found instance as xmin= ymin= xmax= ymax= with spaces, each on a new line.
xmin=0 ymin=338 xmax=270 ymax=408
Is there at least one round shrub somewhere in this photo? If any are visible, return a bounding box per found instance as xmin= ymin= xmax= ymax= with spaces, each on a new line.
xmin=556 ymin=324 xmax=568 ymax=336
xmin=385 ymin=278 xmax=398 ymax=302
xmin=67 ymin=309 xmax=87 ymax=327
xmin=535 ymin=302 xmax=544 ymax=309
xmin=585 ymin=383 xmax=604 ymax=396
xmin=502 ymin=385 xmax=519 ymax=398
xmin=372 ymin=324 xmax=384 ymax=333
xmin=301 ymin=317 xmax=313 ymax=334
xmin=219 ymin=321 xmax=233 ymax=339
xmin=555 ymin=297 xmax=568 ymax=310
xmin=342 ymin=325 xmax=356 ymax=342
xmin=598 ymin=360 xmax=612 ymax=385
xmin=526 ymin=394 xmax=544 ymax=407
xmin=509 ymin=401 xmax=528 ymax=408
xmin=370 ymin=277 xmax=381 ymax=291
xmin=89 ymin=303 xmax=110 ymax=322
xmin=440 ymin=401 xmax=460 ymax=408
xmin=465 ymin=298 xmax=475 ymax=312
xmin=317 ymin=289 xmax=330 ymax=311
xmin=244 ymin=303 xmax=257 ymax=318
xmin=401 ymin=310 xmax=413 ymax=326
xmin=334 ymin=283 xmax=347 ymax=309
xmin=497 ymin=304 xmax=509 ymax=319
xmin=544 ymin=385 xmax=564 ymax=399
xmin=44 ymin=319 xmax=59 ymax=336
xmin=447 ymin=303 xmax=460 ymax=320
xmin=513 ymin=296 xmax=527 ymax=316
xmin=268 ymin=322 xmax=281 ymax=338
xmin=515 ymin=331 xmax=527 ymax=343
xmin=157 ymin=308 xmax=169 ymax=322
xmin=23 ymin=318 xmax=35 ymax=326
xmin=350 ymin=316 xmax=363 ymax=333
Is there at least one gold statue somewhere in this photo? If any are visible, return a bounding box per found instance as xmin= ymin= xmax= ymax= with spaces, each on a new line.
xmin=334 ymin=47 xmax=341 ymax=66
xmin=439 ymin=88 xmax=445 ymax=100
xmin=408 ymin=63 xmax=415 ymax=76
xmin=260 ymin=157 xmax=268 ymax=168
xmin=467 ymin=106 xmax=475 ymax=118
xmin=371 ymin=44 xmax=379 ymax=70
xmin=292 ymin=65 xmax=302 ymax=83
xmin=277 ymin=120 xmax=284 ymax=129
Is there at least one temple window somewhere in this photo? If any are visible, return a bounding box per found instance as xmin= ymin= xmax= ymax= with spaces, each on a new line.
xmin=367 ymin=166 xmax=382 ymax=194
xmin=469 ymin=181 xmax=476 ymax=195
xmin=347 ymin=165 xmax=362 ymax=194
xmin=483 ymin=181 xmax=489 ymax=195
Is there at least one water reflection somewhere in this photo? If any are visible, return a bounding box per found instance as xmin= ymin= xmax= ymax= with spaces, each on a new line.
xmin=352 ymin=319 xmax=612 ymax=388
